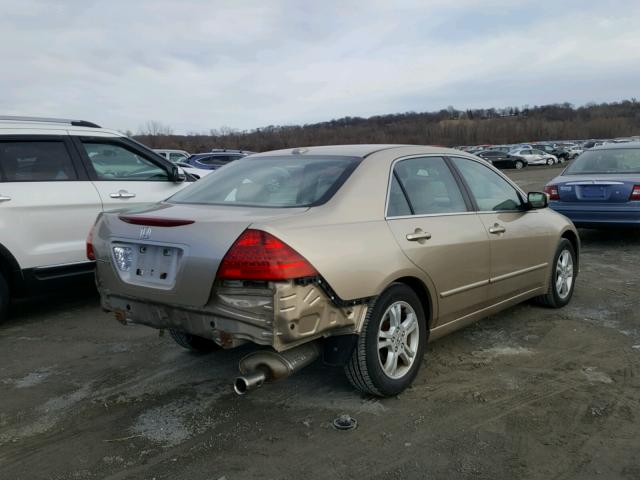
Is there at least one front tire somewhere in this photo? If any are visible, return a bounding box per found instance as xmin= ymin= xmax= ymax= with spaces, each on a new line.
xmin=515 ymin=160 xmax=524 ymax=169
xmin=0 ymin=273 xmax=8 ymax=323
xmin=169 ymin=329 xmax=221 ymax=353
xmin=345 ymin=283 xmax=427 ymax=397
xmin=535 ymin=239 xmax=576 ymax=308
xmin=547 ymin=158 xmax=555 ymax=166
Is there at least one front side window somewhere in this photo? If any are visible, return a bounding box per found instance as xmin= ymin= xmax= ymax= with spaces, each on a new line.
xmin=451 ymin=157 xmax=523 ymax=211
xmin=82 ymin=142 xmax=168 ymax=181
xmin=392 ymin=157 xmax=467 ymax=215
xmin=170 ymin=155 xmax=359 ymax=207
xmin=0 ymin=141 xmax=77 ymax=182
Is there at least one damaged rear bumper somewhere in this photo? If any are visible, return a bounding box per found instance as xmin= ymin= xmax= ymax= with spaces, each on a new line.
xmin=100 ymin=279 xmax=369 ymax=352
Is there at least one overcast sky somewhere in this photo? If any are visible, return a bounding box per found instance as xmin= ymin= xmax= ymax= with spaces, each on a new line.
xmin=1 ymin=0 xmax=639 ymax=134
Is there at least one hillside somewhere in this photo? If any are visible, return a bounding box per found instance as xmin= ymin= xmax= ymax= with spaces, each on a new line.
xmin=135 ymin=99 xmax=640 ymax=152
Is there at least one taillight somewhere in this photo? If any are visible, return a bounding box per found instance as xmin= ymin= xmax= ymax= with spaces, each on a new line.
xmin=544 ymin=185 xmax=560 ymax=200
xmin=86 ymin=226 xmax=95 ymax=261
xmin=217 ymin=229 xmax=317 ymax=281
xmin=631 ymin=185 xmax=640 ymax=201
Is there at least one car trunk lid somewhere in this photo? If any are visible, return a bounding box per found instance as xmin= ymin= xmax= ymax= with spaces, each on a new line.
xmin=96 ymin=202 xmax=308 ymax=307
xmin=556 ymin=176 xmax=638 ymax=203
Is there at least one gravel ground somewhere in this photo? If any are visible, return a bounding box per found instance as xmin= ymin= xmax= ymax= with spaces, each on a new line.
xmin=1 ymin=164 xmax=639 ymax=480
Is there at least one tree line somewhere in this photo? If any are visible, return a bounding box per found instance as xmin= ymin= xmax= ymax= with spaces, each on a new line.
xmin=134 ymin=99 xmax=640 ymax=153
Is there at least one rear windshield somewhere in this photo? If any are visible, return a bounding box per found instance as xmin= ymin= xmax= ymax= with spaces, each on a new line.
xmin=565 ymin=148 xmax=640 ymax=174
xmin=169 ymin=155 xmax=360 ymax=207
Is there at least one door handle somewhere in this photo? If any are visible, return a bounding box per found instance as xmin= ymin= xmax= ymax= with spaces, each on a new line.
xmin=406 ymin=230 xmax=432 ymax=242
xmin=489 ymin=224 xmax=506 ymax=234
xmin=0 ymin=195 xmax=11 ymax=203
xmin=110 ymin=190 xmax=136 ymax=199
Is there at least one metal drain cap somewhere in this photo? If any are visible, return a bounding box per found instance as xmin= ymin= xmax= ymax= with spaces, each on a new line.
xmin=333 ymin=414 xmax=357 ymax=430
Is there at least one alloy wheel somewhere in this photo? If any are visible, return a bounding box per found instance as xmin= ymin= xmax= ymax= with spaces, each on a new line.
xmin=377 ymin=301 xmax=420 ymax=379
xmin=555 ymin=249 xmax=574 ymax=299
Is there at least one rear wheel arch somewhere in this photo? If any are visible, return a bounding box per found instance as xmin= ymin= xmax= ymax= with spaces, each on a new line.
xmin=560 ymin=230 xmax=580 ymax=273
xmin=387 ymin=276 xmax=433 ymax=329
xmin=0 ymin=242 xmax=22 ymax=295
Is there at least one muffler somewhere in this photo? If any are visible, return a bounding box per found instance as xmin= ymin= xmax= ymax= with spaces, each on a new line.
xmin=234 ymin=341 xmax=321 ymax=395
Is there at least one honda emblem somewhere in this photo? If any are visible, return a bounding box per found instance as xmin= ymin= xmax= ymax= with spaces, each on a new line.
xmin=139 ymin=226 xmax=152 ymax=240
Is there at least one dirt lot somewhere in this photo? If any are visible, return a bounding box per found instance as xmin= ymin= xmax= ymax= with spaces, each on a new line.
xmin=1 ymin=165 xmax=639 ymax=480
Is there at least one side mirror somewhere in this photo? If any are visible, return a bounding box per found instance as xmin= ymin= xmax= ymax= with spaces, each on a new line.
xmin=169 ymin=164 xmax=186 ymax=183
xmin=528 ymin=191 xmax=548 ymax=209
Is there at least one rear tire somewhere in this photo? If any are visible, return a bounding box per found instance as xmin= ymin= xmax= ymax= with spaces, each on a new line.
xmin=345 ymin=283 xmax=427 ymax=397
xmin=169 ymin=329 xmax=221 ymax=353
xmin=515 ymin=160 xmax=524 ymax=169
xmin=0 ymin=273 xmax=8 ymax=323
xmin=535 ymin=239 xmax=576 ymax=308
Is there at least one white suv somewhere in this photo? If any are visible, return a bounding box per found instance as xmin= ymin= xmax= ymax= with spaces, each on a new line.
xmin=0 ymin=116 xmax=193 ymax=320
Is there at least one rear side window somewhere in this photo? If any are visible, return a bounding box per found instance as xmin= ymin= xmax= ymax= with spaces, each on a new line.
xmin=0 ymin=141 xmax=77 ymax=182
xmin=391 ymin=156 xmax=467 ymax=215
xmin=387 ymin=175 xmax=412 ymax=217
xmin=170 ymin=155 xmax=360 ymax=207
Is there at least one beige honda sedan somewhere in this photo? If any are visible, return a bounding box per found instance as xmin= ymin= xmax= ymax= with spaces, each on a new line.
xmin=90 ymin=145 xmax=579 ymax=397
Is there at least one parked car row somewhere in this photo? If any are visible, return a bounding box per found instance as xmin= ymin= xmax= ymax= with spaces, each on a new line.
xmin=457 ymin=137 xmax=640 ymax=170
xmin=154 ymin=148 xmax=254 ymax=179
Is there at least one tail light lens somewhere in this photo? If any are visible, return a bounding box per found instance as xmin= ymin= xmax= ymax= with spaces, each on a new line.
xmin=217 ymin=229 xmax=317 ymax=281
xmin=631 ymin=185 xmax=640 ymax=201
xmin=544 ymin=185 xmax=560 ymax=200
xmin=86 ymin=226 xmax=95 ymax=261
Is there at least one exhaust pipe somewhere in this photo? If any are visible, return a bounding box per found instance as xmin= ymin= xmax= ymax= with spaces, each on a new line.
xmin=234 ymin=341 xmax=321 ymax=395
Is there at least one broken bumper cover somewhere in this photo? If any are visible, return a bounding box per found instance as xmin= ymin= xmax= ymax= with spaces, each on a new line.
xmin=100 ymin=280 xmax=368 ymax=352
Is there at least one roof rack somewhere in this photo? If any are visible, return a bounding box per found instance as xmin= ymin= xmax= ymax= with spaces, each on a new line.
xmin=0 ymin=116 xmax=101 ymax=128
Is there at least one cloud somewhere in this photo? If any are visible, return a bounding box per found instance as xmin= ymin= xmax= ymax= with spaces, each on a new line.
xmin=0 ymin=0 xmax=638 ymax=133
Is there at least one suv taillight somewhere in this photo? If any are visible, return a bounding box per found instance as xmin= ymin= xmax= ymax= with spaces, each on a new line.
xmin=631 ymin=185 xmax=640 ymax=201
xmin=217 ymin=229 xmax=318 ymax=281
xmin=544 ymin=185 xmax=560 ymax=200
xmin=86 ymin=226 xmax=95 ymax=261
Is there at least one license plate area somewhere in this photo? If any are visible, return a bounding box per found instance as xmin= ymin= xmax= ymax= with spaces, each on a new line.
xmin=580 ymin=185 xmax=606 ymax=199
xmin=111 ymin=242 xmax=182 ymax=289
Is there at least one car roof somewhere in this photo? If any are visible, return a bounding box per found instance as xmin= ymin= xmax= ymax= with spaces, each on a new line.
xmin=0 ymin=116 xmax=122 ymax=137
xmin=252 ymin=144 xmax=464 ymax=158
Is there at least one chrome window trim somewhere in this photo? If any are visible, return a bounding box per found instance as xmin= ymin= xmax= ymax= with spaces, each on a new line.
xmin=384 ymin=153 xmax=472 ymax=220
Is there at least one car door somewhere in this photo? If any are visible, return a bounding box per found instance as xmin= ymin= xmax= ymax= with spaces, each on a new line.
xmin=0 ymin=136 xmax=102 ymax=270
xmin=385 ymin=155 xmax=491 ymax=326
xmin=73 ymin=136 xmax=189 ymax=211
xmin=449 ymin=157 xmax=552 ymax=303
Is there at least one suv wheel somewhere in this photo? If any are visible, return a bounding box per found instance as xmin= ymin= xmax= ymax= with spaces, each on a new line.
xmin=535 ymin=239 xmax=576 ymax=308
xmin=169 ymin=329 xmax=221 ymax=353
xmin=345 ymin=283 xmax=427 ymax=397
xmin=0 ymin=273 xmax=8 ymax=323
